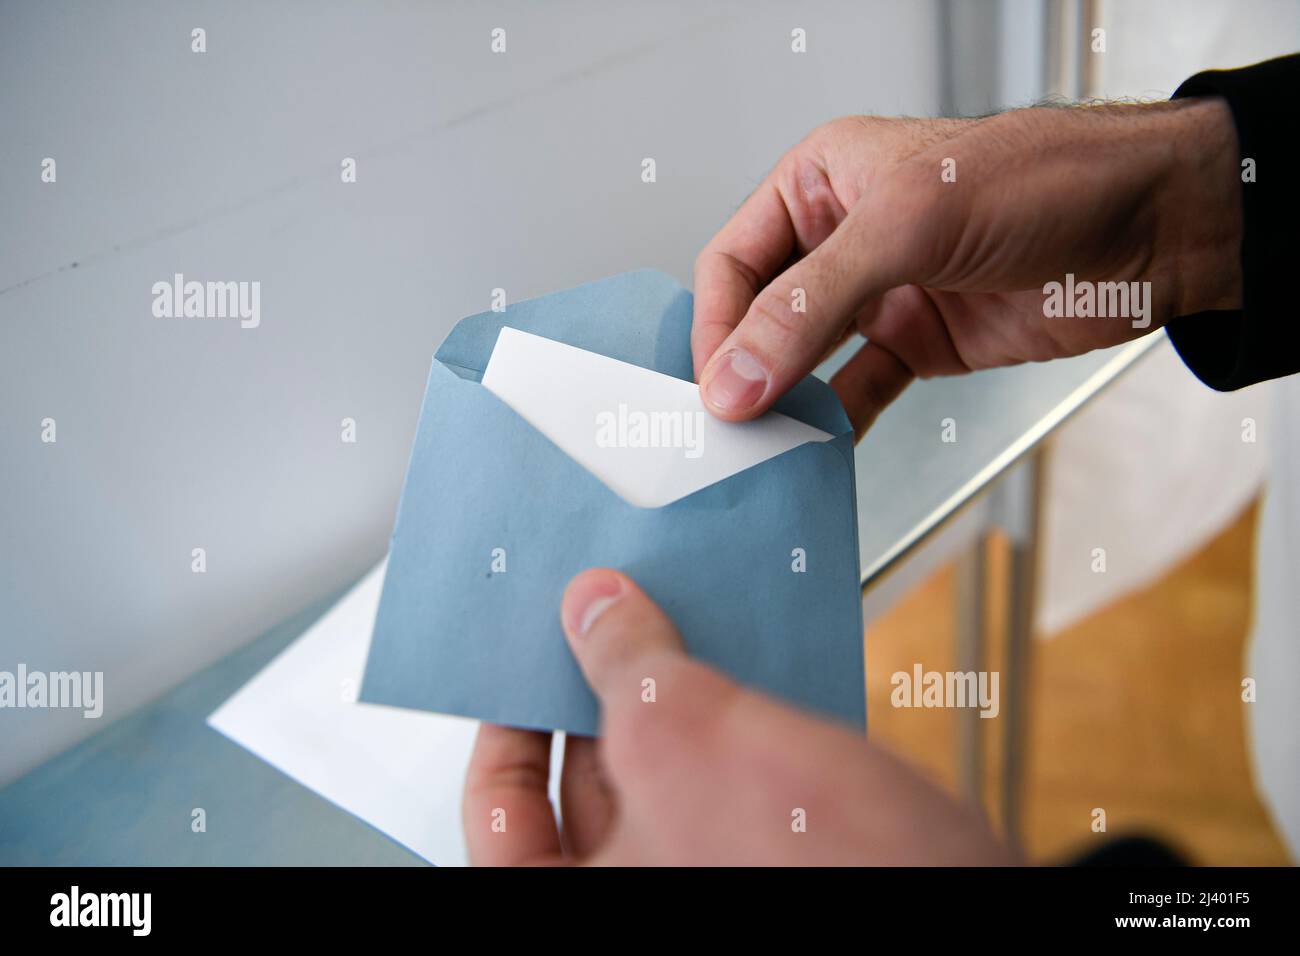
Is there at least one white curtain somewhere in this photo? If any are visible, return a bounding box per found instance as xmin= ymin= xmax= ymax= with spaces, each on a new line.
xmin=1246 ymin=375 xmax=1300 ymax=859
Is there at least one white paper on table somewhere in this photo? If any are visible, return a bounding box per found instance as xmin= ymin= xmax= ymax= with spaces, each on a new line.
xmin=481 ymin=327 xmax=833 ymax=508
xmin=207 ymin=560 xmax=562 ymax=866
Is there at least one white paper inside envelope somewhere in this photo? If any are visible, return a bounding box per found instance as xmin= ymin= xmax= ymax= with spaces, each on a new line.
xmin=480 ymin=327 xmax=833 ymax=508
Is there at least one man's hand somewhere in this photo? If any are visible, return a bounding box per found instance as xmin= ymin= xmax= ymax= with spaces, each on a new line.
xmin=462 ymin=568 xmax=1014 ymax=865
xmin=693 ymin=99 xmax=1244 ymax=437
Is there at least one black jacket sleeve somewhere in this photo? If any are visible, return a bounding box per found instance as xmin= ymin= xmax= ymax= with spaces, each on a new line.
xmin=1166 ymin=53 xmax=1300 ymax=391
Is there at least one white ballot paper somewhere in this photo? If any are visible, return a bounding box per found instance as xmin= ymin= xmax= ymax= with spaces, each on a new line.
xmin=481 ymin=327 xmax=833 ymax=508
xmin=208 ymin=561 xmax=562 ymax=866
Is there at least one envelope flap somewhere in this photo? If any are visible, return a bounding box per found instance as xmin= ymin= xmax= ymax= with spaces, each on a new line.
xmin=435 ymin=269 xmax=852 ymax=438
xmin=436 ymin=269 xmax=694 ymax=381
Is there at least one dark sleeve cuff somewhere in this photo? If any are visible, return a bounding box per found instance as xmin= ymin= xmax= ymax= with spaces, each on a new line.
xmin=1165 ymin=53 xmax=1300 ymax=391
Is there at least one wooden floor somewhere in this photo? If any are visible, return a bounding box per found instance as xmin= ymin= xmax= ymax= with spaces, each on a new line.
xmin=864 ymin=497 xmax=1290 ymax=865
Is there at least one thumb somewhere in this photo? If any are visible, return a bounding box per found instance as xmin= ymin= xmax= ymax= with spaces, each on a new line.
xmin=560 ymin=568 xmax=742 ymax=800
xmin=560 ymin=569 xmax=686 ymax=715
xmin=697 ymin=205 xmax=909 ymax=421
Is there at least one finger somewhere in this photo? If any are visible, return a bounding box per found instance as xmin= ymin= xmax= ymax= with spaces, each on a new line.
xmin=559 ymin=569 xmax=687 ymax=715
xmin=692 ymin=181 xmax=798 ymax=380
xmin=817 ymin=322 xmax=858 ymax=367
xmin=855 ymin=284 xmax=970 ymax=378
xmin=559 ymin=734 xmax=616 ymax=857
xmin=698 ymin=206 xmax=909 ymax=422
xmin=829 ymin=341 xmax=915 ymax=440
xmin=559 ymin=567 xmax=742 ymax=802
xmin=462 ymin=724 xmax=562 ymax=866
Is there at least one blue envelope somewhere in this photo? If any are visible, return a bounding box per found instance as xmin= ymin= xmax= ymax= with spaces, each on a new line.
xmin=360 ymin=270 xmax=865 ymax=734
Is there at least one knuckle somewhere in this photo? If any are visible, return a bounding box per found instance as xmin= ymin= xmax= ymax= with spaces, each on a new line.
xmin=711 ymin=248 xmax=763 ymax=294
xmin=745 ymin=288 xmax=811 ymax=355
xmin=812 ymin=115 xmax=870 ymax=144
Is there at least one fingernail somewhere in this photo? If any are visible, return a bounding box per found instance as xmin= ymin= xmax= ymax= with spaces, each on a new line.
xmin=702 ymin=348 xmax=769 ymax=413
xmin=563 ymin=570 xmax=625 ymax=638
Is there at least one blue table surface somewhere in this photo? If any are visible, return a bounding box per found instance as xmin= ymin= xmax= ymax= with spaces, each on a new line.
xmin=0 ymin=586 xmax=424 ymax=866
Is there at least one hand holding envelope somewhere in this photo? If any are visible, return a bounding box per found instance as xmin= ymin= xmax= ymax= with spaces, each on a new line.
xmin=462 ymin=567 xmax=1013 ymax=866
xmin=360 ymin=270 xmax=865 ymax=735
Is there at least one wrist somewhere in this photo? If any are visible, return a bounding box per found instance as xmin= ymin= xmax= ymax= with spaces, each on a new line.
xmin=1160 ymin=96 xmax=1244 ymax=317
